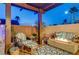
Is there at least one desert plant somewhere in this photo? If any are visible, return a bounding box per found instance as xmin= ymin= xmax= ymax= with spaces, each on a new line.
xmin=32 ymin=33 xmax=37 ymax=37
xmin=32 ymin=33 xmax=38 ymax=41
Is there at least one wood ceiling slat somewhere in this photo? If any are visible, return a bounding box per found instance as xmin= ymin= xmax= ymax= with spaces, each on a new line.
xmin=13 ymin=3 xmax=62 ymax=12
xmin=13 ymin=3 xmax=44 ymax=12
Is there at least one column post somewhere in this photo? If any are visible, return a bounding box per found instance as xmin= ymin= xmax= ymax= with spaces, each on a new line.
xmin=38 ymin=9 xmax=43 ymax=44
xmin=5 ymin=3 xmax=11 ymax=54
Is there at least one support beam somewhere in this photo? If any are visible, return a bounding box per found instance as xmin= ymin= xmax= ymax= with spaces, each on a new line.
xmin=44 ymin=3 xmax=55 ymax=10
xmin=44 ymin=3 xmax=62 ymax=11
xmin=13 ymin=3 xmax=44 ymax=13
xmin=38 ymin=9 xmax=42 ymax=44
xmin=5 ymin=3 xmax=11 ymax=54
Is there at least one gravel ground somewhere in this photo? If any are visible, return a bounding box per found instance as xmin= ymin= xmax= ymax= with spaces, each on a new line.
xmin=33 ymin=45 xmax=72 ymax=55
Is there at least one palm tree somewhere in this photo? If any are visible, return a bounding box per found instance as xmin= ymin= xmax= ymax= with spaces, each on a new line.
xmin=35 ymin=21 xmax=38 ymax=29
xmin=34 ymin=21 xmax=38 ymax=34
xmin=42 ymin=22 xmax=46 ymax=28
xmin=63 ymin=18 xmax=67 ymax=24
xmin=49 ymin=24 xmax=52 ymax=26
xmin=15 ymin=16 xmax=20 ymax=21
xmin=12 ymin=16 xmax=20 ymax=36
xmin=14 ymin=16 xmax=20 ymax=25
xmin=35 ymin=21 xmax=46 ymax=30
xmin=69 ymin=6 xmax=79 ymax=23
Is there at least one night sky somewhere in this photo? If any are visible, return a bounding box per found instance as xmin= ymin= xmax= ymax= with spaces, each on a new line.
xmin=0 ymin=3 xmax=79 ymax=26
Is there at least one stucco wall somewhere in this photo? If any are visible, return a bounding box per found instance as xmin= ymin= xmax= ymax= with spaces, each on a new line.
xmin=43 ymin=24 xmax=79 ymax=35
xmin=12 ymin=24 xmax=79 ymax=38
xmin=12 ymin=25 xmax=37 ymax=37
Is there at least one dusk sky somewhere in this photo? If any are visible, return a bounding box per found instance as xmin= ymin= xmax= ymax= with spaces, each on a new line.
xmin=0 ymin=3 xmax=79 ymax=26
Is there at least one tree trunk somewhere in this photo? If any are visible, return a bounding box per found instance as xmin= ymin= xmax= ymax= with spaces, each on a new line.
xmin=72 ymin=13 xmax=74 ymax=24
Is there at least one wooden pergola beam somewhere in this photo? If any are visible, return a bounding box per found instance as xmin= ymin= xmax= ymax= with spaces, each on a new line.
xmin=44 ymin=3 xmax=55 ymax=10
xmin=13 ymin=3 xmax=44 ymax=13
xmin=43 ymin=3 xmax=62 ymax=11
xmin=5 ymin=3 xmax=11 ymax=54
xmin=38 ymin=9 xmax=42 ymax=44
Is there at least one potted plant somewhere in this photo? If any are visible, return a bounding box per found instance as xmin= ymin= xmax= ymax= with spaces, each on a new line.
xmin=31 ymin=33 xmax=38 ymax=41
